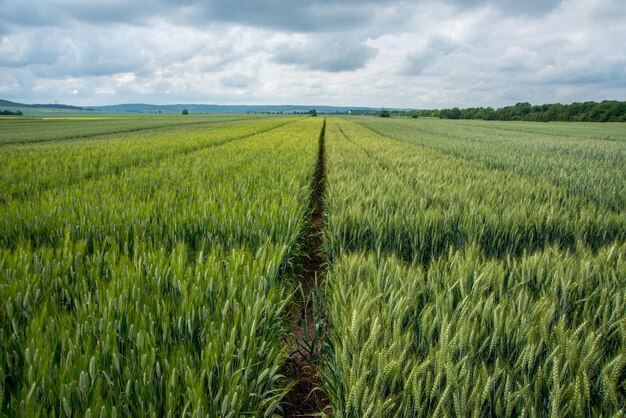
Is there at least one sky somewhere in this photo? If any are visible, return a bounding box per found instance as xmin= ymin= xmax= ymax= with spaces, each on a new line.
xmin=0 ymin=0 xmax=625 ymax=108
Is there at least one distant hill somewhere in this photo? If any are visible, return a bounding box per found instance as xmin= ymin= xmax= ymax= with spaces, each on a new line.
xmin=1 ymin=99 xmax=404 ymax=115
xmin=86 ymin=103 xmax=386 ymax=114
xmin=0 ymin=99 xmax=83 ymax=110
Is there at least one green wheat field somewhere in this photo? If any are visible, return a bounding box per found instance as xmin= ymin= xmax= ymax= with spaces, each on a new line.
xmin=1 ymin=115 xmax=625 ymax=417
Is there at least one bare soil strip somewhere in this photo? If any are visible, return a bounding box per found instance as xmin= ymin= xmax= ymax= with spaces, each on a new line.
xmin=283 ymin=118 xmax=328 ymax=416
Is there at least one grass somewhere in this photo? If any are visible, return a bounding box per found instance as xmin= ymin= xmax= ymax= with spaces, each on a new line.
xmin=1 ymin=114 xmax=624 ymax=416
xmin=0 ymin=116 xmax=323 ymax=416
xmin=320 ymin=117 xmax=625 ymax=417
xmin=355 ymin=117 xmax=626 ymax=212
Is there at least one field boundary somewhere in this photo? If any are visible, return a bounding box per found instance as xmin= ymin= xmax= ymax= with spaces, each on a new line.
xmin=284 ymin=118 xmax=329 ymax=416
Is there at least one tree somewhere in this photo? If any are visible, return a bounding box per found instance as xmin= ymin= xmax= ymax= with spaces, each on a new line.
xmin=309 ymin=109 xmax=317 ymax=117
xmin=182 ymin=109 xmax=189 ymax=115
xmin=379 ymin=109 xmax=390 ymax=118
xmin=0 ymin=109 xmax=23 ymax=116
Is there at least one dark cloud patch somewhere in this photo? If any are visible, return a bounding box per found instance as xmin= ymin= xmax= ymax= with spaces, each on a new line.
xmin=0 ymin=0 xmax=397 ymax=32
xmin=402 ymin=52 xmax=434 ymax=75
xmin=0 ymin=22 xmax=11 ymax=36
xmin=402 ymin=37 xmax=456 ymax=75
xmin=0 ymin=0 xmax=565 ymax=40
xmin=590 ymin=0 xmax=626 ymax=21
xmin=273 ymin=37 xmax=376 ymax=72
xmin=70 ymin=1 xmax=166 ymax=23
xmin=196 ymin=1 xmax=381 ymax=32
xmin=447 ymin=0 xmax=563 ymax=15
xmin=0 ymin=0 xmax=165 ymax=27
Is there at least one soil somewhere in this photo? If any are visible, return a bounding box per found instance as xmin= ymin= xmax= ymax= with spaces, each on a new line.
xmin=283 ymin=119 xmax=329 ymax=417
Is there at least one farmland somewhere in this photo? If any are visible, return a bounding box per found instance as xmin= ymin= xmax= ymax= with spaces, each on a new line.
xmin=321 ymin=118 xmax=625 ymax=416
xmin=0 ymin=116 xmax=322 ymax=416
xmin=1 ymin=115 xmax=625 ymax=416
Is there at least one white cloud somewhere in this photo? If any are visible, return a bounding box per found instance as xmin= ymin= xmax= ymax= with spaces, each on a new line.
xmin=272 ymin=35 xmax=377 ymax=72
xmin=0 ymin=0 xmax=624 ymax=107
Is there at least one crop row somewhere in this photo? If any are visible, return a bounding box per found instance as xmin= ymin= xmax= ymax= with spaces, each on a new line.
xmin=322 ymin=245 xmax=625 ymax=417
xmin=355 ymin=117 xmax=626 ymax=212
xmin=1 ymin=117 xmax=322 ymax=416
xmin=0 ymin=115 xmax=252 ymax=145
xmin=320 ymin=117 xmax=625 ymax=416
xmin=0 ymin=119 xmax=308 ymax=253
xmin=0 ymin=117 xmax=289 ymax=204
xmin=324 ymin=120 xmax=624 ymax=265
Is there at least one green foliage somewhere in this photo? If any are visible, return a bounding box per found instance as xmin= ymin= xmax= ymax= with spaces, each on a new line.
xmin=439 ymin=107 xmax=461 ymax=119
xmin=0 ymin=117 xmax=293 ymax=207
xmin=356 ymin=117 xmax=626 ymax=212
xmin=0 ymin=114 xmax=251 ymax=145
xmin=379 ymin=109 xmax=390 ymax=118
xmin=323 ymin=246 xmax=626 ymax=417
xmin=434 ymin=101 xmax=626 ymax=122
xmin=320 ymin=117 xmax=626 ymax=416
xmin=323 ymin=120 xmax=625 ymax=264
xmin=2 ymin=114 xmax=624 ymax=416
xmin=309 ymin=109 xmax=317 ymax=117
xmin=181 ymin=109 xmax=188 ymax=115
xmin=0 ymin=109 xmax=22 ymax=116
xmin=0 ymin=116 xmax=323 ymax=416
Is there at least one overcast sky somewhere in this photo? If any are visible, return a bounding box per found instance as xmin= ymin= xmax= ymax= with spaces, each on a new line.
xmin=1 ymin=0 xmax=625 ymax=108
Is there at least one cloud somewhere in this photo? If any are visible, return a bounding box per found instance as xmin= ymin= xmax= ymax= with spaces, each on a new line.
xmin=0 ymin=0 xmax=564 ymax=38
xmin=402 ymin=36 xmax=457 ymax=75
xmin=220 ymin=72 xmax=257 ymax=89
xmin=447 ymin=0 xmax=563 ymax=15
xmin=590 ymin=0 xmax=626 ymax=20
xmin=273 ymin=36 xmax=377 ymax=72
xmin=0 ymin=0 xmax=624 ymax=107
xmin=196 ymin=1 xmax=381 ymax=32
xmin=0 ymin=0 xmax=402 ymax=32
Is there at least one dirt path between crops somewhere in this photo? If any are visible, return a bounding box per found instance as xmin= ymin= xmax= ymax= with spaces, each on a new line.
xmin=283 ymin=118 xmax=329 ymax=416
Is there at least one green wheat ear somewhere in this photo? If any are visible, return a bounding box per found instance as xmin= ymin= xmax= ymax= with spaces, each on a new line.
xmin=0 ymin=117 xmax=327 ymax=416
xmin=319 ymin=117 xmax=625 ymax=417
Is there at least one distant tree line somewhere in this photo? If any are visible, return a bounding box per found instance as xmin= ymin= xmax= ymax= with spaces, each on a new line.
xmin=407 ymin=101 xmax=626 ymax=122
xmin=0 ymin=109 xmax=23 ymax=116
